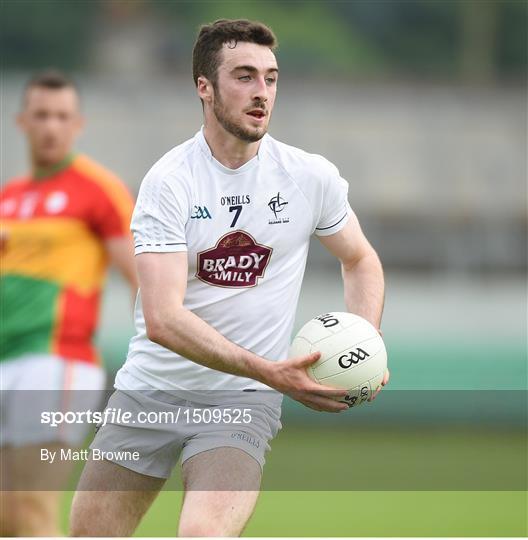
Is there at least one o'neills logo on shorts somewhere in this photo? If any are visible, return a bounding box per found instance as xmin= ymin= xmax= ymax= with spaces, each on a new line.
xmin=196 ymin=230 xmax=272 ymax=288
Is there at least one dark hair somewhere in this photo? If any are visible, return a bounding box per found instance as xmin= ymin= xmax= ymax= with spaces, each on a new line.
xmin=192 ymin=19 xmax=277 ymax=87
xmin=25 ymin=69 xmax=77 ymax=93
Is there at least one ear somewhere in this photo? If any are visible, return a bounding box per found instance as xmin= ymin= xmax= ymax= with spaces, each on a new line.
xmin=197 ymin=76 xmax=213 ymax=104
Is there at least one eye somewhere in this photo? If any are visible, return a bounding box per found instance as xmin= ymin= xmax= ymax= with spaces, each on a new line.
xmin=266 ymin=77 xmax=276 ymax=85
xmin=238 ymin=75 xmax=251 ymax=81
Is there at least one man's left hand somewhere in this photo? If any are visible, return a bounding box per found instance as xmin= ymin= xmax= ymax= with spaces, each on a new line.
xmin=368 ymin=369 xmax=390 ymax=402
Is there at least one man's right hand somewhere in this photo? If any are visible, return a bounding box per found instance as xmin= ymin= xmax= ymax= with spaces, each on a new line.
xmin=262 ymin=352 xmax=349 ymax=413
xmin=137 ymin=252 xmax=349 ymax=412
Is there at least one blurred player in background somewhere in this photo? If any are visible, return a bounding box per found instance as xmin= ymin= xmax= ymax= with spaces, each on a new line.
xmin=71 ymin=19 xmax=388 ymax=537
xmin=0 ymin=70 xmax=138 ymax=536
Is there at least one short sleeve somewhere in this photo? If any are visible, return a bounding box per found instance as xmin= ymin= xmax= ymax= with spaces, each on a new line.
xmin=90 ymin=180 xmax=134 ymax=240
xmin=132 ymin=173 xmax=189 ymax=255
xmin=74 ymin=156 xmax=134 ymax=240
xmin=314 ymin=165 xmax=353 ymax=237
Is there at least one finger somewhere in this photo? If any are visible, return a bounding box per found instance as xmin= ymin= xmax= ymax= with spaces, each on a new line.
xmin=382 ymin=369 xmax=390 ymax=386
xmin=308 ymin=382 xmax=348 ymax=398
xmin=368 ymin=386 xmax=381 ymax=402
xmin=301 ymin=401 xmax=324 ymax=412
xmin=295 ymin=351 xmax=321 ymax=368
xmin=304 ymin=394 xmax=349 ymax=413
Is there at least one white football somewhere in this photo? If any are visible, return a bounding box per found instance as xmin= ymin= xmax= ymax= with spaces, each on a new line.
xmin=289 ymin=312 xmax=387 ymax=407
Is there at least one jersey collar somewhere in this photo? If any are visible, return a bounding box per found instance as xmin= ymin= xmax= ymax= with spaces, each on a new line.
xmin=32 ymin=153 xmax=75 ymax=180
xmin=197 ymin=127 xmax=267 ymax=176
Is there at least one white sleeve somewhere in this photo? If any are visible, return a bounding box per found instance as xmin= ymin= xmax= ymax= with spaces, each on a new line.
xmin=131 ymin=172 xmax=190 ymax=254
xmin=314 ymin=164 xmax=353 ymax=237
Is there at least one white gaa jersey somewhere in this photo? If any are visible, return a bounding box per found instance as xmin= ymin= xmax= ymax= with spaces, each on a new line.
xmin=115 ymin=128 xmax=352 ymax=404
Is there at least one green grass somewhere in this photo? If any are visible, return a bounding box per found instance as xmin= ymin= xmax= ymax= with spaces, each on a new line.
xmin=262 ymin=425 xmax=526 ymax=491
xmin=59 ymin=426 xmax=527 ymax=536
xmin=60 ymin=490 xmax=527 ymax=536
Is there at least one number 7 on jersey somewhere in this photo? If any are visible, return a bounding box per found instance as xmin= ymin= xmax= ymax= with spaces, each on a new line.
xmin=229 ymin=205 xmax=242 ymax=227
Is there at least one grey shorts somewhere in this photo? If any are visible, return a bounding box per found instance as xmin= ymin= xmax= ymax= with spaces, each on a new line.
xmin=90 ymin=389 xmax=282 ymax=479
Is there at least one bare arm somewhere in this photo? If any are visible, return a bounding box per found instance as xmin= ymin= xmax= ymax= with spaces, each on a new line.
xmin=318 ymin=213 xmax=384 ymax=328
xmin=137 ymin=252 xmax=349 ymax=412
xmin=105 ymin=236 xmax=139 ymax=299
xmin=318 ymin=213 xmax=389 ymax=397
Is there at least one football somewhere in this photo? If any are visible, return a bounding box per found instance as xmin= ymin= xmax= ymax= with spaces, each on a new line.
xmin=289 ymin=312 xmax=387 ymax=407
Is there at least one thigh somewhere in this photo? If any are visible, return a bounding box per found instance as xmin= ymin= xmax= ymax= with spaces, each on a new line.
xmin=89 ymin=389 xmax=186 ymax=479
xmin=179 ymin=447 xmax=261 ymax=537
xmin=70 ymin=457 xmax=165 ymax=537
xmin=0 ymin=444 xmax=72 ymax=535
xmin=1 ymin=443 xmax=75 ymax=490
xmin=2 ymin=490 xmax=63 ymax=536
xmin=180 ymin=401 xmax=282 ymax=472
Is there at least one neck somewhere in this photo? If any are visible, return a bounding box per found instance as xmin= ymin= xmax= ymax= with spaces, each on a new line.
xmin=203 ymin=122 xmax=262 ymax=170
xmin=31 ymin=153 xmax=74 ymax=180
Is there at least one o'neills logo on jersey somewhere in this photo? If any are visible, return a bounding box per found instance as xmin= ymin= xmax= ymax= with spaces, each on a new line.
xmin=196 ymin=231 xmax=273 ymax=288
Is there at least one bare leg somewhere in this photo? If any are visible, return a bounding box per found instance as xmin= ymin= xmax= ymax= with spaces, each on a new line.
xmin=0 ymin=446 xmax=14 ymax=537
xmin=70 ymin=456 xmax=165 ymax=537
xmin=0 ymin=444 xmax=74 ymax=536
xmin=178 ymin=448 xmax=262 ymax=537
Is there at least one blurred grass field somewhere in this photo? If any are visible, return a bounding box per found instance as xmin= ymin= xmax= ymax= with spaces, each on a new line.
xmin=59 ymin=425 xmax=527 ymax=536
xmin=60 ymin=489 xmax=527 ymax=536
xmin=138 ymin=491 xmax=528 ymax=537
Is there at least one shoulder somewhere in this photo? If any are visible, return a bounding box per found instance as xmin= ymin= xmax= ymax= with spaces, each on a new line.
xmin=70 ymin=154 xmax=132 ymax=201
xmin=262 ymin=135 xmax=339 ymax=181
xmin=140 ymin=136 xmax=198 ymax=196
xmin=68 ymin=156 xmax=134 ymax=227
xmin=1 ymin=176 xmax=31 ymax=197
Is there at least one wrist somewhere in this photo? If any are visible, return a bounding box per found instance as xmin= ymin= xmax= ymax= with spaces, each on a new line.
xmin=247 ymin=354 xmax=275 ymax=387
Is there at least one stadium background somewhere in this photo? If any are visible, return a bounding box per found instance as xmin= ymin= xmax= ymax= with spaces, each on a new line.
xmin=1 ymin=0 xmax=526 ymax=536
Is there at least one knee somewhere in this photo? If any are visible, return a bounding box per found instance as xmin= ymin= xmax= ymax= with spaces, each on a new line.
xmin=178 ymin=522 xmax=213 ymax=537
xmin=0 ymin=493 xmax=14 ymax=536
xmin=70 ymin=519 xmax=91 ymax=537
xmin=69 ymin=493 xmax=96 ymax=537
xmin=70 ymin=508 xmax=99 ymax=536
xmin=69 ymin=513 xmax=89 ymax=537
xmin=178 ymin=519 xmax=236 ymax=537
xmin=69 ymin=492 xmax=136 ymax=537
xmin=0 ymin=519 xmax=15 ymax=537
xmin=9 ymin=492 xmax=60 ymax=536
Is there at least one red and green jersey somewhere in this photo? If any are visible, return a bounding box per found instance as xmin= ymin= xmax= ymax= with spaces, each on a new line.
xmin=0 ymin=154 xmax=134 ymax=365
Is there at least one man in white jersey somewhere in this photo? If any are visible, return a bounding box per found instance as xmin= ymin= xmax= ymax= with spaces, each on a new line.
xmin=71 ymin=19 xmax=388 ymax=537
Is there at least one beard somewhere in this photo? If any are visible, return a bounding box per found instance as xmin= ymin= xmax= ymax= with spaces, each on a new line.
xmin=212 ymin=86 xmax=268 ymax=143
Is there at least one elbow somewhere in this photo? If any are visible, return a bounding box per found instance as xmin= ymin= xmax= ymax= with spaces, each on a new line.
xmin=341 ymin=245 xmax=381 ymax=273
xmin=144 ymin=313 xmax=174 ymax=346
xmin=145 ymin=319 xmax=164 ymax=345
xmin=144 ymin=308 xmax=186 ymax=348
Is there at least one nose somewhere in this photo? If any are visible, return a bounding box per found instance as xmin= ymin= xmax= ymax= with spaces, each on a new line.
xmin=251 ymin=76 xmax=268 ymax=103
xmin=43 ymin=115 xmax=62 ymax=136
